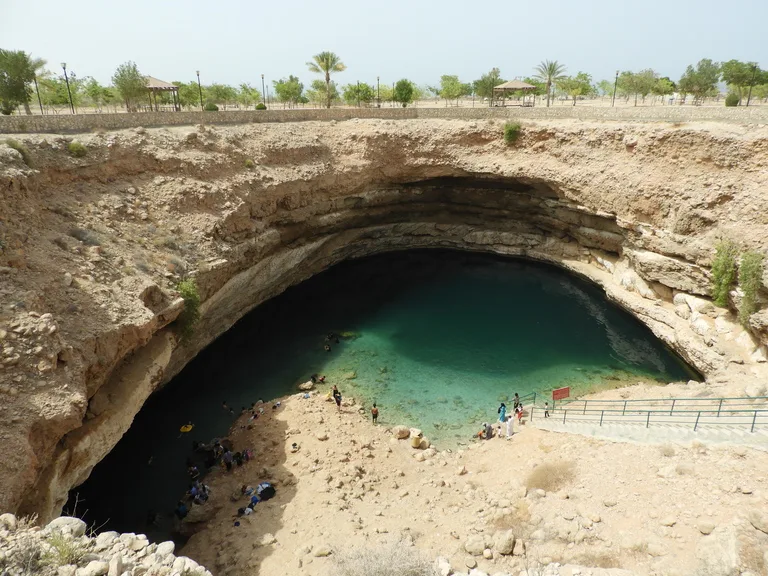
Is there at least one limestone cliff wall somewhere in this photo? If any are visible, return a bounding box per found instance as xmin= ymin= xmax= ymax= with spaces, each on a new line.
xmin=0 ymin=118 xmax=766 ymax=521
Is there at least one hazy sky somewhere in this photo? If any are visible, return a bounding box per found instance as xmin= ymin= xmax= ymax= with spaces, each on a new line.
xmin=1 ymin=0 xmax=765 ymax=88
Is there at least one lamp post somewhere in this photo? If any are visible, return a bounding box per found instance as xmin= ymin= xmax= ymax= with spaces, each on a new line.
xmin=611 ymin=70 xmax=619 ymax=108
xmin=261 ymin=74 xmax=266 ymax=108
xmin=61 ymin=63 xmax=75 ymax=114
xmin=377 ymin=76 xmax=380 ymax=108
xmin=33 ymin=75 xmax=43 ymax=115
xmin=746 ymin=64 xmax=758 ymax=107
xmin=196 ymin=71 xmax=203 ymax=110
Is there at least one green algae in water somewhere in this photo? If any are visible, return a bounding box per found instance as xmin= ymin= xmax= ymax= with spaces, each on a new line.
xmin=72 ymin=250 xmax=698 ymax=538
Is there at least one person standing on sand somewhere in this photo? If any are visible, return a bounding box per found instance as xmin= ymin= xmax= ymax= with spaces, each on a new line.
xmin=513 ymin=393 xmax=520 ymax=410
xmin=544 ymin=401 xmax=550 ymax=418
xmin=506 ymin=414 xmax=514 ymax=439
xmin=332 ymin=385 xmax=342 ymax=411
xmin=371 ymin=403 xmax=379 ymax=424
xmin=498 ymin=402 xmax=507 ymax=424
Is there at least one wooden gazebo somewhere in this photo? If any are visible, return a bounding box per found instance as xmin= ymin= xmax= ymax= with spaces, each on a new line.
xmin=146 ymin=76 xmax=180 ymax=111
xmin=492 ymin=80 xmax=537 ymax=107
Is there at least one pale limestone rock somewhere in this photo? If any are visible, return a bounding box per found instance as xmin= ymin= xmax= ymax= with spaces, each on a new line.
xmin=107 ymin=555 xmax=122 ymax=576
xmin=76 ymin=561 xmax=109 ymax=576
xmin=47 ymin=516 xmax=87 ymax=537
xmin=298 ymin=380 xmax=314 ymax=391
xmin=493 ymin=529 xmax=516 ymax=555
xmin=698 ymin=521 xmax=716 ymax=535
xmin=695 ymin=527 xmax=740 ymax=576
xmin=155 ymin=541 xmax=175 ymax=557
xmin=464 ymin=534 xmax=486 ymax=556
xmin=410 ymin=436 xmax=422 ymax=448
xmin=392 ymin=425 xmax=410 ymax=439
xmin=316 ymin=432 xmax=329 ymax=441
xmin=0 ymin=513 xmax=16 ymax=530
xmin=748 ymin=510 xmax=768 ymax=534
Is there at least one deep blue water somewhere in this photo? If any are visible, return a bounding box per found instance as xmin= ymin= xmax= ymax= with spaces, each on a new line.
xmin=70 ymin=250 xmax=697 ymax=539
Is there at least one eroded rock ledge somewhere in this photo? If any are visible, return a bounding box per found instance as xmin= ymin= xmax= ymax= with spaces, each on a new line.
xmin=0 ymin=118 xmax=767 ymax=521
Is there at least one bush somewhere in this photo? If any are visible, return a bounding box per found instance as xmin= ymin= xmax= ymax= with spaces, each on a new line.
xmin=43 ymin=532 xmax=87 ymax=567
xmin=503 ymin=122 xmax=521 ymax=145
xmin=725 ymin=93 xmax=740 ymax=107
xmin=738 ymin=251 xmax=764 ymax=326
xmin=68 ymin=227 xmax=101 ymax=246
xmin=524 ymin=461 xmax=575 ymax=492
xmin=67 ymin=141 xmax=87 ymax=158
xmin=203 ymin=102 xmax=219 ymax=112
xmin=255 ymin=103 xmax=267 ymax=110
xmin=6 ymin=138 xmax=32 ymax=167
xmin=332 ymin=544 xmax=437 ymax=576
xmin=244 ymin=159 xmax=254 ymax=169
xmin=711 ymin=239 xmax=738 ymax=307
xmin=176 ymin=279 xmax=201 ymax=341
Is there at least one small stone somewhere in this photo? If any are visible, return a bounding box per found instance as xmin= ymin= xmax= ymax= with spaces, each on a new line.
xmin=58 ymin=567 xmax=77 ymax=576
xmin=76 ymin=561 xmax=109 ymax=576
xmin=465 ymin=557 xmax=477 ymax=569
xmin=64 ymin=272 xmax=73 ymax=286
xmin=47 ymin=516 xmax=87 ymax=537
xmin=698 ymin=522 xmax=715 ymax=535
xmin=260 ymin=533 xmax=277 ymax=546
xmin=107 ymin=555 xmax=122 ymax=576
xmin=155 ymin=541 xmax=175 ymax=557
xmin=313 ymin=545 xmax=331 ymax=557
xmin=0 ymin=513 xmax=17 ymax=531
xmin=482 ymin=548 xmax=493 ymax=559
xmin=457 ymin=465 xmax=467 ymax=476
xmin=660 ymin=516 xmax=677 ymax=527
xmin=316 ymin=432 xmax=329 ymax=441
xmin=392 ymin=425 xmax=410 ymax=439
xmin=603 ymin=498 xmax=617 ymax=507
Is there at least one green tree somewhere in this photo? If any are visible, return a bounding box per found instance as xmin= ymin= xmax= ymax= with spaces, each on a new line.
xmin=393 ymin=79 xmax=415 ymax=107
xmin=653 ymin=77 xmax=676 ymax=104
xmin=237 ymin=83 xmax=260 ymax=108
xmin=635 ymin=69 xmax=658 ymax=104
xmin=378 ymin=83 xmax=394 ymax=106
xmin=596 ymin=79 xmax=614 ymax=97
xmin=173 ymin=81 xmax=200 ymax=109
xmin=720 ymin=60 xmax=761 ymax=104
xmin=534 ymin=59 xmax=567 ymax=107
xmin=473 ymin=67 xmax=505 ymax=99
xmin=439 ymin=75 xmax=467 ymax=106
xmin=0 ymin=49 xmax=46 ymax=115
xmin=112 ymin=61 xmax=147 ymax=112
xmin=306 ymin=78 xmax=339 ymax=107
xmin=84 ymin=78 xmax=106 ymax=110
xmin=711 ymin=239 xmax=738 ymax=307
xmin=306 ymin=51 xmax=346 ymax=109
xmin=341 ymin=82 xmax=375 ymax=106
xmin=738 ymin=251 xmax=765 ymax=326
xmin=273 ymin=76 xmax=304 ymax=108
xmin=678 ymin=59 xmax=721 ymax=104
xmin=205 ymin=84 xmax=238 ymax=109
xmin=556 ymin=72 xmax=593 ymax=106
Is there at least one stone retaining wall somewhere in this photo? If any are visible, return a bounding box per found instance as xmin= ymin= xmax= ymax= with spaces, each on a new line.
xmin=1 ymin=105 xmax=767 ymax=134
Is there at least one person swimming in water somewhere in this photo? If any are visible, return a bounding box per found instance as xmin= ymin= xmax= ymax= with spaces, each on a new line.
xmin=324 ymin=344 xmax=331 ymax=352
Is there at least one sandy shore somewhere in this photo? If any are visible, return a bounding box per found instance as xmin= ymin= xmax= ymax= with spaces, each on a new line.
xmin=179 ymin=382 xmax=768 ymax=576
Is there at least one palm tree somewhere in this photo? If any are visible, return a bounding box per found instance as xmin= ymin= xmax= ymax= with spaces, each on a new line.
xmin=0 ymin=50 xmax=46 ymax=114
xmin=306 ymin=51 xmax=346 ymax=109
xmin=534 ymin=60 xmax=567 ymax=107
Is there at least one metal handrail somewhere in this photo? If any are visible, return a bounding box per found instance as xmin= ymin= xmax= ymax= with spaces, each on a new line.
xmin=531 ymin=406 xmax=767 ymax=433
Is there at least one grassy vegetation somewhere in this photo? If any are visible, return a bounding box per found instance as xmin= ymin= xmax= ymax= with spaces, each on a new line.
xmin=503 ymin=121 xmax=522 ymax=145
xmin=738 ymin=251 xmax=764 ymax=326
xmin=524 ymin=461 xmax=576 ymax=492
xmin=6 ymin=138 xmax=32 ymax=167
xmin=68 ymin=227 xmax=101 ymax=246
xmin=176 ymin=279 xmax=201 ymax=341
xmin=244 ymin=159 xmax=255 ymax=169
xmin=43 ymin=532 xmax=87 ymax=567
xmin=711 ymin=239 xmax=738 ymax=306
xmin=67 ymin=141 xmax=87 ymax=158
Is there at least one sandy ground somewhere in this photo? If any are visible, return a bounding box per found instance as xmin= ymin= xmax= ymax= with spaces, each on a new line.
xmin=180 ymin=383 xmax=768 ymax=576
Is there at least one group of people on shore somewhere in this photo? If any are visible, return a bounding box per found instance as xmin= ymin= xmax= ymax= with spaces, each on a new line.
xmin=479 ymin=393 xmax=534 ymax=440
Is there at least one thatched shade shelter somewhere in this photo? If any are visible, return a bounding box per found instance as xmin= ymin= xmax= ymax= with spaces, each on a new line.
xmin=146 ymin=76 xmax=180 ymax=111
xmin=492 ymin=80 xmax=537 ymax=107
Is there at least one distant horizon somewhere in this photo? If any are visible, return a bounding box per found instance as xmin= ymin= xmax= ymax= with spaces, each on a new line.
xmin=2 ymin=0 xmax=765 ymax=89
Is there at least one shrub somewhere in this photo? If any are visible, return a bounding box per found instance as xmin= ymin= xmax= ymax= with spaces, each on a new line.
xmin=725 ymin=93 xmax=740 ymax=107
xmin=203 ymin=102 xmax=219 ymax=112
xmin=68 ymin=227 xmax=101 ymax=246
xmin=6 ymin=138 xmax=32 ymax=167
xmin=332 ymin=544 xmax=437 ymax=576
xmin=524 ymin=461 xmax=575 ymax=492
xmin=244 ymin=159 xmax=255 ymax=169
xmin=503 ymin=122 xmax=522 ymax=145
xmin=255 ymin=103 xmax=267 ymax=110
xmin=43 ymin=532 xmax=87 ymax=567
xmin=738 ymin=251 xmax=764 ymax=326
xmin=176 ymin=279 xmax=201 ymax=341
xmin=67 ymin=141 xmax=87 ymax=158
xmin=711 ymin=239 xmax=738 ymax=307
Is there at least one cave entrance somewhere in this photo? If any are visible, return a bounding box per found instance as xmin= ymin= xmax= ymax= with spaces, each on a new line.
xmin=68 ymin=249 xmax=699 ymax=541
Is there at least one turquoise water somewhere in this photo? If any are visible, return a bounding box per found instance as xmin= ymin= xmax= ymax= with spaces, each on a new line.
xmin=71 ymin=250 xmax=698 ymax=538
